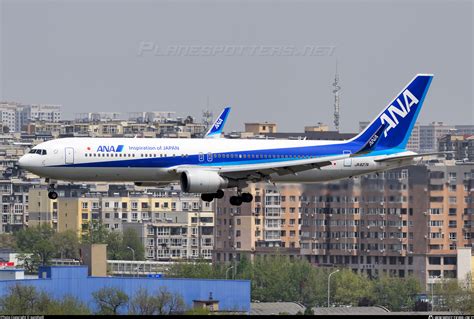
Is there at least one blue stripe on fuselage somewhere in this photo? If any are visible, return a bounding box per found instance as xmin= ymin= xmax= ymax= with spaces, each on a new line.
xmin=50 ymin=141 xmax=401 ymax=168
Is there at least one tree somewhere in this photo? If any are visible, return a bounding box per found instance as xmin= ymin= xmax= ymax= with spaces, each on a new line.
xmin=81 ymin=220 xmax=110 ymax=244
xmin=106 ymin=231 xmax=124 ymax=260
xmin=122 ymin=228 xmax=145 ymax=260
xmin=434 ymin=276 xmax=473 ymax=314
xmin=372 ymin=275 xmax=421 ymax=311
xmin=0 ymin=284 xmax=42 ymax=315
xmin=46 ymin=295 xmax=91 ymax=315
xmin=158 ymin=287 xmax=186 ymax=315
xmin=0 ymin=284 xmax=90 ymax=315
xmin=53 ymin=230 xmax=80 ymax=259
xmin=128 ymin=287 xmax=185 ymax=315
xmin=92 ymin=286 xmax=129 ymax=315
xmin=14 ymin=224 xmax=56 ymax=271
xmin=303 ymin=307 xmax=314 ymax=315
xmin=167 ymin=260 xmax=219 ymax=279
xmin=129 ymin=288 xmax=157 ymax=315
xmin=332 ymin=269 xmax=373 ymax=306
xmin=0 ymin=233 xmax=16 ymax=250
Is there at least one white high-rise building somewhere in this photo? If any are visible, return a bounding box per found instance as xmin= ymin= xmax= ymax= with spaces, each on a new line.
xmin=29 ymin=105 xmax=62 ymax=122
xmin=0 ymin=104 xmax=17 ymax=132
xmin=419 ymin=122 xmax=455 ymax=153
xmin=0 ymin=102 xmax=62 ymax=132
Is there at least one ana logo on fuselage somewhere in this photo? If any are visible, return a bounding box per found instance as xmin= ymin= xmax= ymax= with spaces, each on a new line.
xmin=97 ymin=145 xmax=124 ymax=152
xmin=380 ymin=89 xmax=419 ymax=137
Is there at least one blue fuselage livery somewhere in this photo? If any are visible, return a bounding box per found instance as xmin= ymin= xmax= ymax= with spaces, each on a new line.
xmin=18 ymin=74 xmax=436 ymax=205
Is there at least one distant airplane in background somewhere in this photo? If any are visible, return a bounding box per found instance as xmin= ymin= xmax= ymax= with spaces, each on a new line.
xmin=19 ymin=74 xmax=442 ymax=206
xmin=204 ymin=107 xmax=231 ymax=139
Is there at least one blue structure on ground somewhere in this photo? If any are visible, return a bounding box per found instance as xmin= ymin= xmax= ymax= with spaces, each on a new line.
xmin=0 ymin=266 xmax=251 ymax=314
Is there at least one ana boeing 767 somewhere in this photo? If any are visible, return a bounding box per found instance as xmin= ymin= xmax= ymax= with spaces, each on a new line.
xmin=18 ymin=74 xmax=437 ymax=206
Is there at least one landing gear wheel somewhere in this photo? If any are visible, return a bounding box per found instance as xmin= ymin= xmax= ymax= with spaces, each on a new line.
xmin=215 ymin=189 xmax=224 ymax=199
xmin=201 ymin=193 xmax=214 ymax=202
xmin=229 ymin=196 xmax=243 ymax=206
xmin=48 ymin=191 xmax=58 ymax=200
xmin=241 ymin=193 xmax=253 ymax=203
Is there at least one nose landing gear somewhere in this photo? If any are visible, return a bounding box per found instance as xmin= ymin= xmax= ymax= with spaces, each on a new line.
xmin=48 ymin=191 xmax=58 ymax=200
xmin=46 ymin=179 xmax=58 ymax=200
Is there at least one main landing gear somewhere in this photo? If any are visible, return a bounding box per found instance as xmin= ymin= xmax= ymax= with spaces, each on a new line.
xmin=201 ymin=189 xmax=225 ymax=202
xmin=46 ymin=179 xmax=58 ymax=200
xmin=200 ymin=190 xmax=254 ymax=206
xmin=229 ymin=193 xmax=253 ymax=206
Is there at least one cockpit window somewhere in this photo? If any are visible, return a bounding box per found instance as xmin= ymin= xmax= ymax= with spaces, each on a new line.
xmin=29 ymin=149 xmax=47 ymax=155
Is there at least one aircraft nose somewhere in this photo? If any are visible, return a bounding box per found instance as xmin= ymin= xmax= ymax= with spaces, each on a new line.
xmin=18 ymin=155 xmax=28 ymax=168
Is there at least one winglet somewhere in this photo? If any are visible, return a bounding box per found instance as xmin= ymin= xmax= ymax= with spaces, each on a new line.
xmin=205 ymin=107 xmax=231 ymax=138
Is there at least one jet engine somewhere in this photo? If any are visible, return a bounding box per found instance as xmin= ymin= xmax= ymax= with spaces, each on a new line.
xmin=180 ymin=170 xmax=229 ymax=193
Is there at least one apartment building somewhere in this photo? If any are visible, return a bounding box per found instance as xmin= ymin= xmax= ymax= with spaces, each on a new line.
xmin=26 ymin=184 xmax=215 ymax=261
xmin=213 ymin=183 xmax=301 ymax=263
xmin=0 ymin=103 xmax=62 ymax=132
xmin=0 ymin=179 xmax=32 ymax=232
xmin=438 ymin=134 xmax=474 ymax=162
xmin=213 ymin=161 xmax=474 ymax=290
xmin=298 ymin=162 xmax=474 ymax=289
xmin=419 ymin=122 xmax=455 ymax=153
xmin=124 ymin=209 xmax=214 ymax=261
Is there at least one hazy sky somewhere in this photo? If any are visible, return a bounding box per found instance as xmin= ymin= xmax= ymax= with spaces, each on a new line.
xmin=1 ymin=0 xmax=473 ymax=133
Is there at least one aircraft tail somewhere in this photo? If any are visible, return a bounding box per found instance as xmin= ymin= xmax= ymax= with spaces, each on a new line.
xmin=350 ymin=74 xmax=433 ymax=151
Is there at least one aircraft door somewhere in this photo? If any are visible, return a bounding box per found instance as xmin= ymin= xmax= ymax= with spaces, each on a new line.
xmin=65 ymin=147 xmax=74 ymax=164
xmin=207 ymin=152 xmax=213 ymax=162
xmin=198 ymin=153 xmax=204 ymax=162
xmin=343 ymin=150 xmax=352 ymax=167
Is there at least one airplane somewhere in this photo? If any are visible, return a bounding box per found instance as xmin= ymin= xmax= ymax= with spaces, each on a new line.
xmin=204 ymin=107 xmax=231 ymax=139
xmin=18 ymin=74 xmax=435 ymax=206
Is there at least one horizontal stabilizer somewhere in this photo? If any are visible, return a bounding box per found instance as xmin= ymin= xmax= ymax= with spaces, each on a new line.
xmin=374 ymin=151 xmax=453 ymax=163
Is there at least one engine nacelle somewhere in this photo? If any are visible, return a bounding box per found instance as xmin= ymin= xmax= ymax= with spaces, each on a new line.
xmin=180 ymin=170 xmax=229 ymax=193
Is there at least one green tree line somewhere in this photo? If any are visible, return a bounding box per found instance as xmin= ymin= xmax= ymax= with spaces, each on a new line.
xmin=0 ymin=284 xmax=190 ymax=315
xmin=5 ymin=222 xmax=144 ymax=272
xmin=168 ymin=255 xmax=426 ymax=312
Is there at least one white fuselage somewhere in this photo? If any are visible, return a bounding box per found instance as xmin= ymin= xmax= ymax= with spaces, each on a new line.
xmin=18 ymin=137 xmax=414 ymax=186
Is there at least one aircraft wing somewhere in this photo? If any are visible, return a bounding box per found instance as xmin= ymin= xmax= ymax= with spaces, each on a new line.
xmin=170 ymin=123 xmax=383 ymax=182
xmin=204 ymin=107 xmax=231 ymax=138
xmin=169 ymin=154 xmax=341 ymax=181
xmin=374 ymin=151 xmax=452 ymax=163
